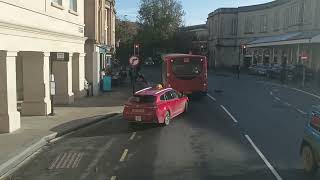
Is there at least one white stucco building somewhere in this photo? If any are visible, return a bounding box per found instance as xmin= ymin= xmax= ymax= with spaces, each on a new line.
xmin=0 ymin=0 xmax=86 ymax=133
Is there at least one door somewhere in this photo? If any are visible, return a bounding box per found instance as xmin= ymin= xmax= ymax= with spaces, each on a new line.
xmin=171 ymin=90 xmax=185 ymax=114
xmin=164 ymin=91 xmax=177 ymax=117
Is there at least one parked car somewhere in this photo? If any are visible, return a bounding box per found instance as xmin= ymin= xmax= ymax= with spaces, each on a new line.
xmin=123 ymin=86 xmax=189 ymax=126
xmin=248 ymin=65 xmax=257 ymax=75
xmin=300 ymin=105 xmax=320 ymax=174
xmin=144 ymin=57 xmax=155 ymax=66
xmin=266 ymin=64 xmax=282 ymax=79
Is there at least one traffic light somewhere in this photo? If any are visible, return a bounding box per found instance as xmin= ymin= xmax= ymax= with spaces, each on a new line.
xmin=242 ymin=44 xmax=247 ymax=55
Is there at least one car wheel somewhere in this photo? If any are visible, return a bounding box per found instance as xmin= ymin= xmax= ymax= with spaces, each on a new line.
xmin=302 ymin=145 xmax=318 ymax=175
xmin=184 ymin=102 xmax=189 ymax=113
xmin=164 ymin=111 xmax=170 ymax=126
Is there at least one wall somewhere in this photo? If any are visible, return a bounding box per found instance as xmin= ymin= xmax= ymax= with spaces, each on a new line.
xmin=0 ymin=0 xmax=85 ymax=53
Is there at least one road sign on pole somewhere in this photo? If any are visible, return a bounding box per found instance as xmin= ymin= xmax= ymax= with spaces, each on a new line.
xmin=129 ymin=56 xmax=140 ymax=66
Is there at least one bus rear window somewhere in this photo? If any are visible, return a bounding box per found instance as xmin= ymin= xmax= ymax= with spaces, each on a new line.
xmin=172 ymin=58 xmax=203 ymax=76
xmin=129 ymin=95 xmax=156 ymax=103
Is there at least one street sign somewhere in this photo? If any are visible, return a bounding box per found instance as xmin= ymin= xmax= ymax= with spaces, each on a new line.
xmin=50 ymin=81 xmax=56 ymax=95
xmin=129 ymin=56 xmax=139 ymax=66
xmin=51 ymin=52 xmax=69 ymax=61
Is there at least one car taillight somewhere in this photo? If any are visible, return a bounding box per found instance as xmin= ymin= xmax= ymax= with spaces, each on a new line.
xmin=311 ymin=113 xmax=320 ymax=131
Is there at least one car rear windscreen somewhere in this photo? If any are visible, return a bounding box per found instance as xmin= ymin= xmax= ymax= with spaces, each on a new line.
xmin=172 ymin=57 xmax=203 ymax=76
xmin=129 ymin=95 xmax=156 ymax=103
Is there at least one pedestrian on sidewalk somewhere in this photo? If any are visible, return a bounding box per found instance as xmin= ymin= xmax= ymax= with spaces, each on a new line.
xmin=100 ymin=68 xmax=106 ymax=91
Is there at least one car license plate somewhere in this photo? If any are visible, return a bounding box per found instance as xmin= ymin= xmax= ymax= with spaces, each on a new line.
xmin=135 ymin=116 xmax=142 ymax=121
xmin=132 ymin=109 xmax=144 ymax=113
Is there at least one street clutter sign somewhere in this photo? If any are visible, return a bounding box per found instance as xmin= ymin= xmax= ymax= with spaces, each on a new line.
xmin=129 ymin=56 xmax=139 ymax=66
xmin=50 ymin=74 xmax=55 ymax=95
xmin=300 ymin=51 xmax=309 ymax=61
xmin=51 ymin=52 xmax=69 ymax=61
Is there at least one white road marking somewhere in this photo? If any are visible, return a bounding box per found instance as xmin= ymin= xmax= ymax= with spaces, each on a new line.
xmin=207 ymin=94 xmax=216 ymax=102
xmin=274 ymin=97 xmax=281 ymax=101
xmin=270 ymin=91 xmax=273 ymax=96
xmin=49 ymin=153 xmax=62 ymax=169
xmin=245 ymin=135 xmax=283 ymax=180
xmin=49 ymin=152 xmax=84 ymax=169
xmin=111 ymin=176 xmax=117 ymax=180
xmin=129 ymin=132 xmax=136 ymax=140
xmin=66 ymin=152 xmax=78 ymax=168
xmin=220 ymin=105 xmax=238 ymax=123
xmin=296 ymin=108 xmax=307 ymax=115
xmin=55 ymin=153 xmax=67 ymax=168
xmin=72 ymin=152 xmax=84 ymax=168
xmin=79 ymin=139 xmax=114 ymax=180
xmin=291 ymin=88 xmax=320 ymax=100
xmin=120 ymin=149 xmax=129 ymax=162
xmin=61 ymin=152 xmax=73 ymax=168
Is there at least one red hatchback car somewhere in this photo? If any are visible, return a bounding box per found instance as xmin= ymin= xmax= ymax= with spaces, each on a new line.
xmin=123 ymin=86 xmax=189 ymax=126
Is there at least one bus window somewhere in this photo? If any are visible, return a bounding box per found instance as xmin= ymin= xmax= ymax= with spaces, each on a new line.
xmin=172 ymin=58 xmax=203 ymax=76
xmin=162 ymin=61 xmax=167 ymax=82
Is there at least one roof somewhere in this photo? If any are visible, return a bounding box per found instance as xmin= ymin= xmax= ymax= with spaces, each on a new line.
xmin=135 ymin=87 xmax=172 ymax=96
xmin=162 ymin=53 xmax=206 ymax=60
xmin=180 ymin=24 xmax=207 ymax=32
xmin=208 ymin=0 xmax=290 ymax=17
xmin=247 ymin=31 xmax=320 ymax=48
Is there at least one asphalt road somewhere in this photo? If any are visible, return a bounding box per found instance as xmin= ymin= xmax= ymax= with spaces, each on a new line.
xmin=8 ymin=66 xmax=320 ymax=180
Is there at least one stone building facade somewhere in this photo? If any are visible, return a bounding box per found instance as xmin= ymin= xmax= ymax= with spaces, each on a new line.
xmin=207 ymin=0 xmax=320 ymax=70
xmin=84 ymin=0 xmax=116 ymax=96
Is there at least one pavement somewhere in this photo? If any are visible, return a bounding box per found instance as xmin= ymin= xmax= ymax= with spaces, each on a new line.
xmin=3 ymin=66 xmax=320 ymax=180
xmin=0 ymin=84 xmax=132 ymax=178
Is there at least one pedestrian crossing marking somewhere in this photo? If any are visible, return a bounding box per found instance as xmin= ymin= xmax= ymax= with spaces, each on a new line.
xmin=49 ymin=152 xmax=84 ymax=169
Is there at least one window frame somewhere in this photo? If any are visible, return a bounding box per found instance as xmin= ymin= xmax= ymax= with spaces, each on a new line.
xmin=51 ymin=0 xmax=64 ymax=10
xmin=69 ymin=0 xmax=78 ymax=13
xmin=53 ymin=0 xmax=62 ymax=6
xmin=165 ymin=92 xmax=174 ymax=100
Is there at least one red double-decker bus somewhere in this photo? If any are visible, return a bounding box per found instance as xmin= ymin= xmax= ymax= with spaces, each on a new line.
xmin=161 ymin=54 xmax=208 ymax=95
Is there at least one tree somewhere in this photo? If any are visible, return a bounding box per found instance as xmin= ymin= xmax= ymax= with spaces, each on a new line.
xmin=115 ymin=18 xmax=139 ymax=44
xmin=115 ymin=18 xmax=140 ymax=64
xmin=137 ymin=0 xmax=185 ymax=55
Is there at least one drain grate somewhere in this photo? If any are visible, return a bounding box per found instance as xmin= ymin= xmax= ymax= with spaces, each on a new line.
xmin=49 ymin=152 xmax=84 ymax=169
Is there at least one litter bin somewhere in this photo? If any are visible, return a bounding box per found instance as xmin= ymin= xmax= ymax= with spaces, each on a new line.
xmin=102 ymin=76 xmax=112 ymax=91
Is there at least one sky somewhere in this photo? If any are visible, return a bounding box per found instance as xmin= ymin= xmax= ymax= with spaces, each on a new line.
xmin=116 ymin=0 xmax=273 ymax=26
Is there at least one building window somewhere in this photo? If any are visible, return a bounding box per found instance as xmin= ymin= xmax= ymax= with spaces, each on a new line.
xmin=273 ymin=12 xmax=280 ymax=31
xmin=283 ymin=8 xmax=289 ymax=29
xmin=260 ymin=15 xmax=267 ymax=33
xmin=245 ymin=16 xmax=255 ymax=34
xmin=52 ymin=0 xmax=62 ymax=6
xmin=69 ymin=0 xmax=77 ymax=12
xmin=231 ymin=18 xmax=237 ymax=35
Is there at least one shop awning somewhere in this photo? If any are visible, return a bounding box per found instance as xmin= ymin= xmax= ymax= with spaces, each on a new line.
xmin=247 ymin=31 xmax=320 ymax=48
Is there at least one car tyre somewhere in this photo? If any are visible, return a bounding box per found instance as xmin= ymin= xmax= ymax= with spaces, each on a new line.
xmin=164 ymin=111 xmax=170 ymax=126
xmin=302 ymin=145 xmax=318 ymax=175
xmin=184 ymin=102 xmax=189 ymax=113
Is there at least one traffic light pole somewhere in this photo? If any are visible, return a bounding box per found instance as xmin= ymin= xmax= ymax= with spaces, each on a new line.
xmin=238 ymin=45 xmax=241 ymax=80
